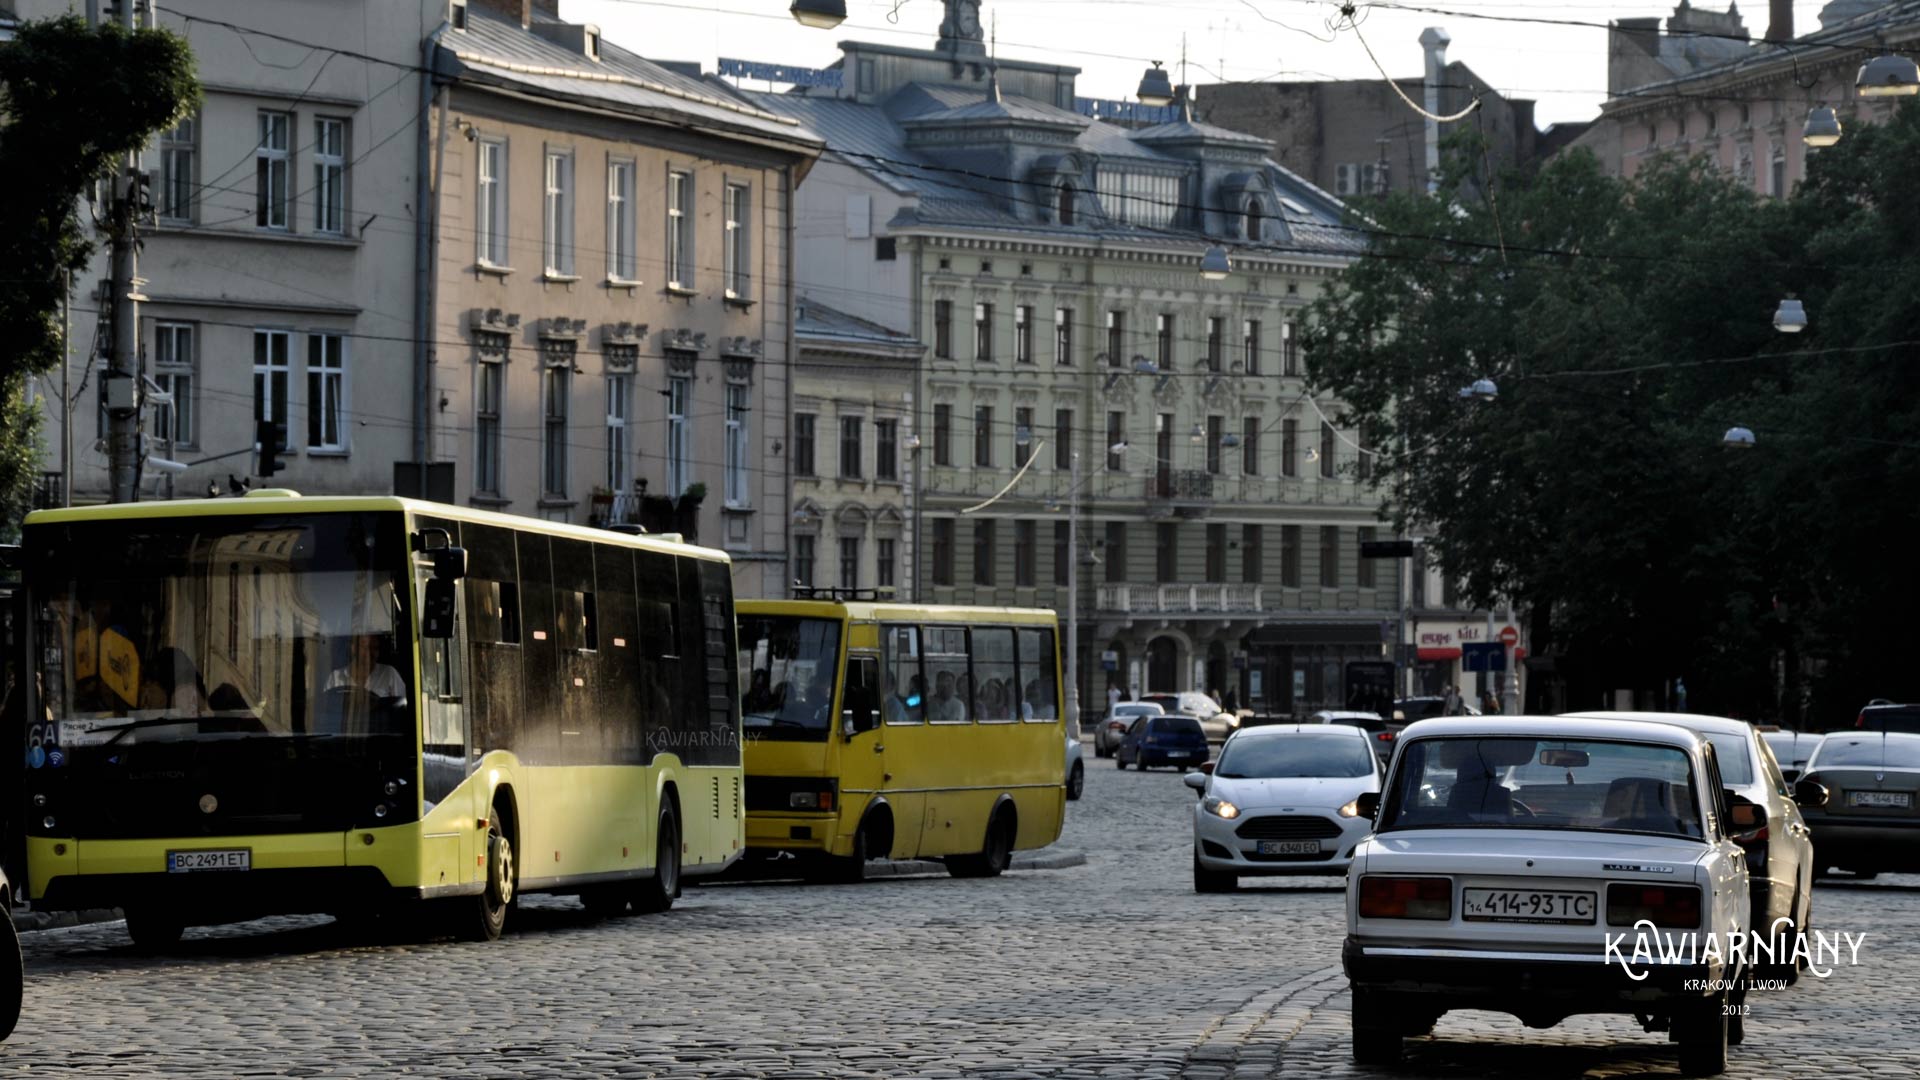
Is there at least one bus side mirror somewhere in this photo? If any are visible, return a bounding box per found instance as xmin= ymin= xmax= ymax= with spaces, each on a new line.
xmin=432 ymin=546 xmax=468 ymax=581
xmin=843 ymin=707 xmax=879 ymax=737
xmin=423 ymin=578 xmax=457 ymax=639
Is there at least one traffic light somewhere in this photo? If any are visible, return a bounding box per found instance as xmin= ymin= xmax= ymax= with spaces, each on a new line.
xmin=256 ymin=419 xmax=286 ymax=478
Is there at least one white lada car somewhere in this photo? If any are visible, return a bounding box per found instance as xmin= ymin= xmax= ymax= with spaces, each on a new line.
xmin=1343 ymin=717 xmax=1756 ymax=1077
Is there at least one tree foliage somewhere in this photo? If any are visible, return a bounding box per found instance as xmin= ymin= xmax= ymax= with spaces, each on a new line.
xmin=0 ymin=15 xmax=199 ymax=531
xmin=1303 ymin=112 xmax=1920 ymax=724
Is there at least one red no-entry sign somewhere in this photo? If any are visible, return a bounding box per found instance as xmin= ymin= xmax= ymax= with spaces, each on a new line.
xmin=1498 ymin=625 xmax=1519 ymax=647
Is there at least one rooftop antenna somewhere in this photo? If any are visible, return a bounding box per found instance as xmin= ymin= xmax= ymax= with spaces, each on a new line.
xmin=988 ymin=11 xmax=1002 ymax=101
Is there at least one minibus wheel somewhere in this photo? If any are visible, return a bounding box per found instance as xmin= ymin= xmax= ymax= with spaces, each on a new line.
xmin=635 ymin=804 xmax=681 ymax=914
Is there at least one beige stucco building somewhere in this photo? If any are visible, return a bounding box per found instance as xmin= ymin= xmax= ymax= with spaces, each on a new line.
xmin=426 ymin=0 xmax=821 ymax=598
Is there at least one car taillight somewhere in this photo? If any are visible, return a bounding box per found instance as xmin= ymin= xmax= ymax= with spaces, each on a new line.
xmin=1856 ymin=712 xmax=1866 ymax=728
xmin=1376 ymin=731 xmax=1394 ymax=742
xmin=1358 ymin=876 xmax=1451 ymax=920
xmin=1606 ymin=883 xmax=1702 ymax=928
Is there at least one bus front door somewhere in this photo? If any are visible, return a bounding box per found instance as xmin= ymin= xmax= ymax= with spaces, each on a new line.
xmin=838 ymin=654 xmax=915 ymax=859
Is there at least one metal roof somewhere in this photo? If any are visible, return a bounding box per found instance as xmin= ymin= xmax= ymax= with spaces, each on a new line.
xmin=796 ymin=296 xmax=921 ymax=350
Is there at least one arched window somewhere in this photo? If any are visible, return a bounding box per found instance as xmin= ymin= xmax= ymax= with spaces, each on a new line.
xmin=1057 ymin=183 xmax=1076 ymax=226
xmin=1244 ymin=197 xmax=1263 ymax=241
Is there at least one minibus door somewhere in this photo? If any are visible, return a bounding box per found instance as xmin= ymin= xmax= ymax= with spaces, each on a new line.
xmin=837 ymin=653 xmax=897 ymax=857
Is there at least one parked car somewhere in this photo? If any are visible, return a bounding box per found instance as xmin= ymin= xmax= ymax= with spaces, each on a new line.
xmin=1798 ymin=730 xmax=1920 ymax=877
xmin=1760 ymin=730 xmax=1824 ymax=783
xmin=0 ymin=867 xmax=19 ymax=1041
xmin=1306 ymin=710 xmax=1402 ymax=762
xmin=1117 ymin=714 xmax=1210 ymax=771
xmin=1186 ymin=724 xmax=1383 ymax=892
xmin=1065 ymin=732 xmax=1084 ymax=801
xmin=1095 ymin=702 xmax=1163 ymax=757
xmin=1344 ymin=716 xmax=1762 ymax=1076
xmin=1570 ymin=711 xmax=1815 ymax=980
xmin=1393 ymin=695 xmax=1480 ymax=722
xmin=1140 ymin=692 xmax=1236 ymax=740
xmin=1855 ymin=702 xmax=1920 ymax=734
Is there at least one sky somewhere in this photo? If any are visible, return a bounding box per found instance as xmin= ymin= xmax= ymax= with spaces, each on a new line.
xmin=566 ymin=0 xmax=1847 ymax=128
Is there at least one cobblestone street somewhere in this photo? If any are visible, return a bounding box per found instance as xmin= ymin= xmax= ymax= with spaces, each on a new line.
xmin=3 ymin=752 xmax=1916 ymax=1078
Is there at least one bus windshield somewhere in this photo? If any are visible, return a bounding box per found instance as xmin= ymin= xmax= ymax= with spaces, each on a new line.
xmin=34 ymin=512 xmax=414 ymax=749
xmin=738 ymin=615 xmax=842 ymax=741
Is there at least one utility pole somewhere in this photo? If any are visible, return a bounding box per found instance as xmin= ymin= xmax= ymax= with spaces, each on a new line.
xmin=1064 ymin=446 xmax=1081 ymax=731
xmin=103 ymin=0 xmax=148 ymax=504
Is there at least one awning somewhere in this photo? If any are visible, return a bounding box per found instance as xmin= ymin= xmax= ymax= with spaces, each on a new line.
xmin=1417 ymin=647 xmax=1462 ymax=661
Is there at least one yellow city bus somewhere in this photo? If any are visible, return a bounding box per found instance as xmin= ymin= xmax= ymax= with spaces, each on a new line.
xmin=21 ymin=491 xmax=742 ymax=946
xmin=737 ymin=598 xmax=1065 ymax=881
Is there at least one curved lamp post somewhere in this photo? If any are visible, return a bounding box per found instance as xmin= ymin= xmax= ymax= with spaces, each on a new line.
xmin=789 ymin=0 xmax=847 ymax=29
xmin=1803 ymin=106 xmax=1843 ymax=147
xmin=1137 ymin=62 xmax=1175 ymax=107
xmin=1774 ymin=298 xmax=1808 ymax=333
xmin=1199 ymin=245 xmax=1232 ymax=281
xmin=1723 ymin=426 xmax=1757 ymax=449
xmin=1857 ymin=53 xmax=1920 ymax=97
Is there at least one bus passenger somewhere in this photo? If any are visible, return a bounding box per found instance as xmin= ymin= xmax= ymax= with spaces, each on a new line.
xmin=1022 ymin=679 xmax=1055 ymax=720
xmin=929 ymin=670 xmax=968 ymax=723
xmin=884 ymin=672 xmax=924 ymax=723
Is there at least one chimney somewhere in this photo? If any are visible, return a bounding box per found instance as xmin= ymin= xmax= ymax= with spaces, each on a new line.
xmin=1418 ymin=27 xmax=1450 ymax=195
xmin=470 ymin=0 xmax=533 ymax=27
xmin=1765 ymin=0 xmax=1792 ymax=42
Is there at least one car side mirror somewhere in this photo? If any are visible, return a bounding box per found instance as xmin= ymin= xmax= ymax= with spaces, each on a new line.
xmin=1793 ymin=779 xmax=1829 ymax=809
xmin=422 ymin=578 xmax=456 ymax=639
xmin=1183 ymin=771 xmax=1208 ymax=792
xmin=1355 ymin=791 xmax=1381 ymax=820
xmin=1727 ymin=793 xmax=1766 ymax=831
xmin=1200 ymin=761 xmax=1215 ymax=775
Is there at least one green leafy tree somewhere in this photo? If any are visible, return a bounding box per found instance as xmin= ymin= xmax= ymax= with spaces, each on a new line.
xmin=1303 ymin=140 xmax=1827 ymax=717
xmin=0 ymin=14 xmax=199 ymax=531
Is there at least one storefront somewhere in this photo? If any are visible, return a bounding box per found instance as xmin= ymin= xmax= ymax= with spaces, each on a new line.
xmin=1241 ymin=622 xmax=1391 ymax=717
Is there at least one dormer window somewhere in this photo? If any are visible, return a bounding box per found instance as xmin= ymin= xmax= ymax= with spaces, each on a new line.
xmin=1245 ymin=198 xmax=1264 ymax=242
xmin=1057 ymin=183 xmax=1076 ymax=226
xmin=449 ymin=0 xmax=468 ymax=31
xmin=586 ymin=28 xmax=601 ymax=61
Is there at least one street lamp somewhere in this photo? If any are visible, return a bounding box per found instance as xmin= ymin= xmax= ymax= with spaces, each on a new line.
xmin=1803 ymin=106 xmax=1843 ymax=148
xmin=789 ymin=0 xmax=847 ymax=29
xmin=1458 ymin=377 xmax=1498 ymax=402
xmin=1199 ymin=245 xmax=1232 ymax=281
xmin=1774 ymin=298 xmax=1808 ymax=333
xmin=1132 ymin=357 xmax=1160 ymax=375
xmin=1137 ymin=62 xmax=1175 ymax=107
xmin=1856 ymin=53 xmax=1920 ymax=97
xmin=1723 ymin=426 xmax=1757 ymax=449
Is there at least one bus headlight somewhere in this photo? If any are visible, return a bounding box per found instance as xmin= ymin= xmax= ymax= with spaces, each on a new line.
xmin=789 ymin=791 xmax=834 ymax=811
xmin=42 ymin=816 xmax=55 ymax=830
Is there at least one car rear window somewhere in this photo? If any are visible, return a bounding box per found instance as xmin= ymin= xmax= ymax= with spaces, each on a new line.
xmin=1699 ymin=732 xmax=1755 ymax=786
xmin=1763 ymin=732 xmax=1820 ymax=766
xmin=1860 ymin=707 xmax=1920 ymax=734
xmin=1217 ymin=733 xmax=1376 ymax=779
xmin=1382 ymin=736 xmax=1704 ymax=839
xmin=1151 ymin=716 xmax=1204 ymax=738
xmin=1813 ymin=733 xmax=1920 ymax=770
xmin=1326 ymin=714 xmax=1387 ymax=732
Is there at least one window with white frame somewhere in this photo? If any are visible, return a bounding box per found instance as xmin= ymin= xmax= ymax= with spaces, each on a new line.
xmin=724 ymin=182 xmax=751 ymax=298
xmin=607 ymin=159 xmax=635 ymax=280
xmin=839 ymin=536 xmax=860 ymax=590
xmin=1094 ymin=168 xmax=1179 ymax=227
xmin=314 ymin=117 xmax=348 ymax=235
xmin=725 ymin=382 xmax=749 ymax=506
xmin=256 ymin=111 xmax=292 ymax=230
xmin=252 ymin=329 xmax=291 ymax=448
xmin=544 ymin=150 xmax=574 ymax=276
xmin=306 ymin=332 xmax=347 ymax=451
xmin=159 ymin=114 xmax=197 ymax=223
xmin=151 ymin=322 xmax=195 ymax=446
xmin=667 ymin=169 xmax=693 ymax=288
xmin=667 ymin=374 xmax=691 ymax=494
xmin=475 ymin=360 xmax=503 ymax=496
xmin=542 ymin=359 xmax=571 ymax=497
xmin=478 ymin=139 xmax=507 ymax=265
xmin=606 ymin=373 xmax=632 ymax=491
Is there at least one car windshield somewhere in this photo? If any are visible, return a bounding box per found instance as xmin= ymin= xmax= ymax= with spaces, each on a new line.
xmin=1150 ymin=716 xmax=1204 ymax=738
xmin=1811 ymin=733 xmax=1920 ymax=770
xmin=1217 ymin=733 xmax=1375 ymax=778
xmin=1380 ymin=736 xmax=1705 ymax=839
xmin=1115 ymin=704 xmax=1161 ymax=718
xmin=1860 ymin=707 xmax=1920 ymax=734
xmin=35 ymin=513 xmax=413 ymax=749
xmin=737 ymin=615 xmax=842 ymax=742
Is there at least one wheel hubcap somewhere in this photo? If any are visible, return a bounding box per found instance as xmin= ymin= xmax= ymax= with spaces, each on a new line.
xmin=494 ymin=834 xmax=515 ymax=906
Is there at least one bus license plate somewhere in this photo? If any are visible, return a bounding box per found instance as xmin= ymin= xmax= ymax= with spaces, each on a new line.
xmin=1257 ymin=841 xmax=1321 ymax=855
xmin=167 ymin=849 xmax=251 ymax=873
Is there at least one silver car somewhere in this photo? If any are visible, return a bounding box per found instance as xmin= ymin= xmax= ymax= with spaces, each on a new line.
xmin=1094 ymin=701 xmax=1163 ymax=757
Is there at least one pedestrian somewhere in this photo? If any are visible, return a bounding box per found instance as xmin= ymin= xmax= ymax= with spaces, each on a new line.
xmin=1480 ymin=688 xmax=1500 ymax=716
xmin=1442 ymin=684 xmax=1461 ymax=716
xmin=1106 ymin=682 xmax=1121 ymax=718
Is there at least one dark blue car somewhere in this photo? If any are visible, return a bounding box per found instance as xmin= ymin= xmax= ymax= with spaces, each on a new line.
xmin=1118 ymin=714 xmax=1210 ymax=771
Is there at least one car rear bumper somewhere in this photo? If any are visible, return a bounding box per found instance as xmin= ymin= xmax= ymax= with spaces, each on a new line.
xmin=1133 ymin=747 xmax=1209 ymax=767
xmin=1343 ymin=937 xmax=1723 ymax=1010
xmin=1804 ymin=817 xmax=1920 ymax=871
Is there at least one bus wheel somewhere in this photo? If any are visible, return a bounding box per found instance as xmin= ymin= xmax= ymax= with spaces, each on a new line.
xmin=816 ymin=823 xmax=870 ymax=884
xmin=124 ymin=907 xmax=185 ymax=953
xmin=948 ymin=811 xmax=1013 ymax=879
xmin=634 ymin=804 xmax=681 ymax=914
xmin=466 ymin=819 xmax=513 ymax=942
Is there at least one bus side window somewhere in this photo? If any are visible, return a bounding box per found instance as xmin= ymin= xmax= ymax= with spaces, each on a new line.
xmin=1018 ymin=627 xmax=1058 ymax=722
xmin=883 ymin=625 xmax=923 ymax=725
xmin=843 ymin=656 xmax=879 ymax=735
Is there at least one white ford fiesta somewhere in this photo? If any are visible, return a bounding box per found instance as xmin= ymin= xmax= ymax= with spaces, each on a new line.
xmin=1343 ymin=717 xmax=1755 ymax=1077
xmin=1186 ymin=724 xmax=1382 ymax=891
